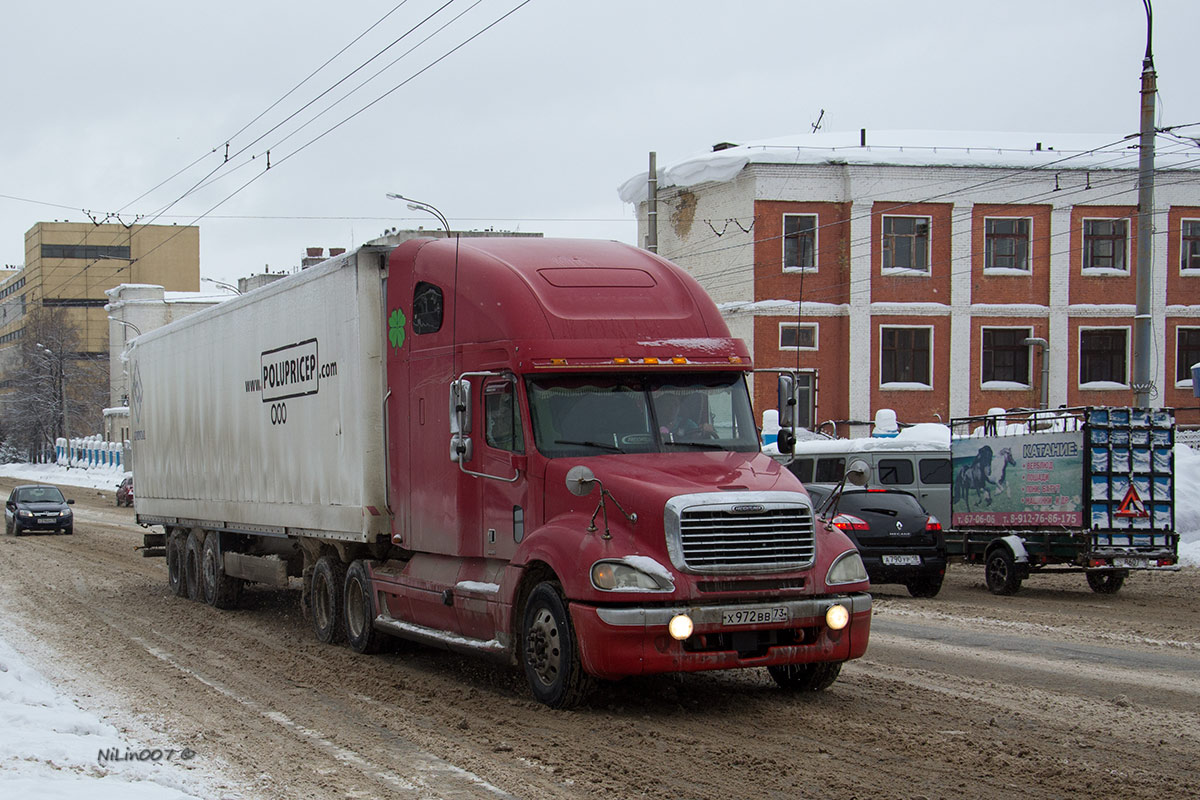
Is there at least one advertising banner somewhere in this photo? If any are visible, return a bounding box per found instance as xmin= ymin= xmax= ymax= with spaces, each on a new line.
xmin=951 ymin=432 xmax=1085 ymax=527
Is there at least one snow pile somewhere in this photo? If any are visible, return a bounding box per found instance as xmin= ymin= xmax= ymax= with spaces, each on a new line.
xmin=1175 ymin=444 xmax=1200 ymax=566
xmin=0 ymin=461 xmax=129 ymax=492
xmin=0 ymin=638 xmax=205 ymax=800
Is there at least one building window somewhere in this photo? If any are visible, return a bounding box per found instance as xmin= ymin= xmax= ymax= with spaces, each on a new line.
xmin=40 ymin=244 xmax=131 ymax=261
xmin=779 ymin=322 xmax=817 ymax=350
xmin=1079 ymin=328 xmax=1128 ymax=386
xmin=1082 ymin=219 xmax=1128 ymax=272
xmin=982 ymin=327 xmax=1031 ymax=386
xmin=984 ymin=218 xmax=1031 ymax=271
xmin=880 ymin=326 xmax=932 ymax=387
xmin=882 ymin=216 xmax=930 ymax=272
xmin=1182 ymin=220 xmax=1200 ymax=272
xmin=1177 ymin=328 xmax=1200 ymax=384
xmin=782 ymin=214 xmax=817 ymax=270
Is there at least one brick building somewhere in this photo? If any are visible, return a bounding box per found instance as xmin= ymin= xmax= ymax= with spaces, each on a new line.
xmin=619 ymin=131 xmax=1200 ymax=428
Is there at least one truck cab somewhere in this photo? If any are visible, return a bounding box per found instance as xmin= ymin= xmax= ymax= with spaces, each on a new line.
xmin=376 ymin=237 xmax=871 ymax=706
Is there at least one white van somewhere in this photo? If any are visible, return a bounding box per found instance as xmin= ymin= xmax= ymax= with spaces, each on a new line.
xmin=768 ymin=425 xmax=953 ymax=524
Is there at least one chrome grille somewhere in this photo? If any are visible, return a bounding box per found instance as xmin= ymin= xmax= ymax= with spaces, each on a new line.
xmin=667 ymin=494 xmax=816 ymax=574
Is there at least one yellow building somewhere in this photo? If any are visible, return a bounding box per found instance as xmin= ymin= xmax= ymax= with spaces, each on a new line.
xmin=0 ymin=222 xmax=200 ymax=434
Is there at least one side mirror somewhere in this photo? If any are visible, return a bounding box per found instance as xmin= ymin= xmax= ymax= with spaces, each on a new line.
xmin=449 ymin=379 xmax=473 ymax=463
xmin=449 ymin=379 xmax=472 ymax=435
xmin=776 ymin=428 xmax=796 ymax=454
xmin=844 ymin=459 xmax=871 ymax=487
xmin=67 ymin=499 xmax=75 ymax=505
xmin=776 ymin=374 xmax=797 ymax=431
xmin=566 ymin=465 xmax=597 ymax=497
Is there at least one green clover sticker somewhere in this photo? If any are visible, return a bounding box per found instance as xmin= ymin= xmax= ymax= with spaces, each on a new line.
xmin=388 ymin=307 xmax=407 ymax=349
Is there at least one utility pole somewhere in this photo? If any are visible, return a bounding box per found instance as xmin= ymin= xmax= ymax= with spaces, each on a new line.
xmin=647 ymin=151 xmax=658 ymax=253
xmin=1133 ymin=0 xmax=1156 ymax=408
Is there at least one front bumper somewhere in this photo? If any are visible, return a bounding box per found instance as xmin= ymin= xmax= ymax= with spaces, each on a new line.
xmin=570 ymin=593 xmax=871 ymax=680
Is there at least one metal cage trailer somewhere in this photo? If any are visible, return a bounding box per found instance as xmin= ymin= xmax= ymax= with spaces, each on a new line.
xmin=947 ymin=406 xmax=1179 ymax=595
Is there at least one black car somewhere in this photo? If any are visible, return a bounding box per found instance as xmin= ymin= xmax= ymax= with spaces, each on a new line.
xmin=5 ymin=484 xmax=75 ymax=536
xmin=806 ymin=484 xmax=945 ymax=597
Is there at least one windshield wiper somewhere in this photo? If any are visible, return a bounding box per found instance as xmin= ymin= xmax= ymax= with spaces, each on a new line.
xmin=553 ymin=439 xmax=624 ymax=453
xmin=667 ymin=441 xmax=726 ymax=450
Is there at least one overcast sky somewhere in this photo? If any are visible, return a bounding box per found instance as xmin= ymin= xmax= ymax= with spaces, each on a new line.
xmin=2 ymin=0 xmax=1198 ymax=287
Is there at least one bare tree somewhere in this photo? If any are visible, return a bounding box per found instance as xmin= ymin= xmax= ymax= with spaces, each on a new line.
xmin=2 ymin=308 xmax=109 ymax=461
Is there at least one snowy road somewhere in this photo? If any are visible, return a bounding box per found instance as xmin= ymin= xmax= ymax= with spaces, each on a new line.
xmin=2 ymin=477 xmax=1198 ymax=799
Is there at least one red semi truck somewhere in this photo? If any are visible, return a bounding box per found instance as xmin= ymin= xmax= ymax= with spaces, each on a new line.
xmin=132 ymin=237 xmax=871 ymax=707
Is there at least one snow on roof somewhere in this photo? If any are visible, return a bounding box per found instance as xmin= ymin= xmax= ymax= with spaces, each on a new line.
xmin=618 ymin=130 xmax=1197 ymax=204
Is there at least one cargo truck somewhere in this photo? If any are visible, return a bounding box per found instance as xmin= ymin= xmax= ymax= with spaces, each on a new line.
xmin=947 ymin=407 xmax=1180 ymax=595
xmin=130 ymin=237 xmax=871 ymax=707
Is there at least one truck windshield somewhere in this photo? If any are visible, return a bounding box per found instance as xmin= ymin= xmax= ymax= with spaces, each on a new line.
xmin=526 ymin=374 xmax=760 ymax=458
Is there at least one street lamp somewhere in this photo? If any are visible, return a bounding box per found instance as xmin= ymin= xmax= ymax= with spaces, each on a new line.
xmin=36 ymin=342 xmax=69 ymax=461
xmin=386 ymin=193 xmax=452 ymax=236
xmin=201 ymin=277 xmax=241 ymax=295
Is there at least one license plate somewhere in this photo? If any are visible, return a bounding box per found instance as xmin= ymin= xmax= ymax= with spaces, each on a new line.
xmin=36 ymin=518 xmax=57 ymax=526
xmin=1112 ymin=557 xmax=1150 ymax=569
xmin=722 ymin=607 xmax=788 ymax=626
xmin=882 ymin=554 xmax=921 ymax=566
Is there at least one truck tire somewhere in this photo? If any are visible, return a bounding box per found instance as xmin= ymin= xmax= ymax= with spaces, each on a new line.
xmin=906 ymin=573 xmax=944 ymax=598
xmin=200 ymin=533 xmax=243 ymax=609
xmin=521 ymin=582 xmax=592 ymax=709
xmin=1086 ymin=570 xmax=1127 ymax=594
xmin=310 ymin=556 xmax=347 ymax=644
xmin=166 ymin=531 xmax=188 ymax=597
xmin=344 ymin=560 xmax=386 ymax=654
xmin=185 ymin=530 xmax=205 ymax=602
xmin=768 ymin=661 xmax=842 ymax=691
xmin=985 ymin=548 xmax=1022 ymax=596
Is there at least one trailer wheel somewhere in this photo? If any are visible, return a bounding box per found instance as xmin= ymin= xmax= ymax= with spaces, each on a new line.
xmin=201 ymin=534 xmax=243 ymax=609
xmin=985 ymin=548 xmax=1022 ymax=596
xmin=906 ymin=573 xmax=944 ymax=598
xmin=344 ymin=560 xmax=386 ymax=654
xmin=521 ymin=582 xmax=592 ymax=709
xmin=768 ymin=661 xmax=842 ymax=692
xmin=310 ymin=556 xmax=347 ymax=644
xmin=1086 ymin=570 xmax=1127 ymax=594
xmin=184 ymin=530 xmax=205 ymax=601
xmin=166 ymin=531 xmax=188 ymax=597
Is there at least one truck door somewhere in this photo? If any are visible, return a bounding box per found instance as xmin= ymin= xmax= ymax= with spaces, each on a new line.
xmin=478 ymin=377 xmax=529 ymax=562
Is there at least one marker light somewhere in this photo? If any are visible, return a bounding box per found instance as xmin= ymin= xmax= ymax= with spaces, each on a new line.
xmin=825 ymin=604 xmax=850 ymax=631
xmin=550 ymin=358 xmax=568 ymax=366
xmin=613 ymin=357 xmax=631 ymax=364
xmin=668 ymin=614 xmax=694 ymax=641
xmin=671 ymin=357 xmax=688 ymax=364
xmin=643 ymin=357 xmax=660 ymax=364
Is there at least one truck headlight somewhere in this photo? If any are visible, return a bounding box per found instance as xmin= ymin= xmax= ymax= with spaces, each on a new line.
xmin=826 ymin=551 xmax=868 ymax=585
xmin=591 ymin=560 xmax=673 ymax=591
xmin=825 ymin=604 xmax=850 ymax=630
